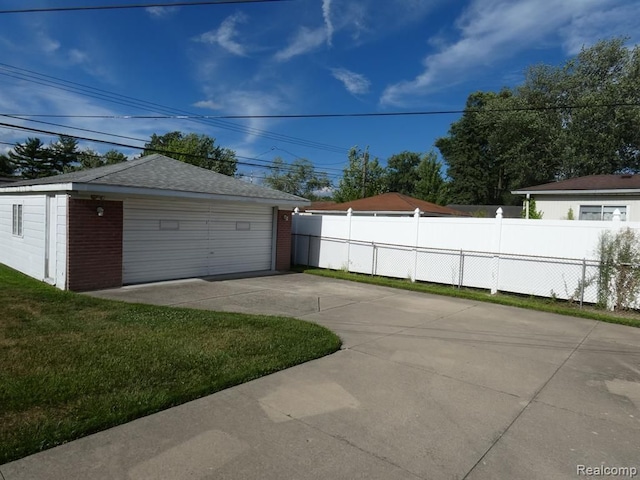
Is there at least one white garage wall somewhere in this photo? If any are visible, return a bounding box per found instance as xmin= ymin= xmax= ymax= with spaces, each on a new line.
xmin=0 ymin=194 xmax=47 ymax=281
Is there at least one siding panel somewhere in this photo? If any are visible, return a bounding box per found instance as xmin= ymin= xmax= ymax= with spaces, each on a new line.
xmin=123 ymin=198 xmax=273 ymax=284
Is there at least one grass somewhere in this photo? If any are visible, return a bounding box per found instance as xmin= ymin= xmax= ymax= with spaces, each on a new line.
xmin=294 ymin=266 xmax=640 ymax=329
xmin=0 ymin=265 xmax=341 ymax=465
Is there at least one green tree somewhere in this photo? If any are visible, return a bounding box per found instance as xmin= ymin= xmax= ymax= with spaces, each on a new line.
xmin=0 ymin=153 xmax=14 ymax=176
xmin=143 ymin=131 xmax=237 ymax=176
xmin=333 ymin=146 xmax=386 ymax=202
xmin=50 ymin=135 xmax=79 ymax=173
xmin=7 ymin=138 xmax=52 ymax=179
xmin=385 ymin=151 xmax=421 ymax=195
xmin=414 ymin=151 xmax=450 ymax=205
xmin=436 ymin=91 xmax=507 ymax=204
xmin=437 ymin=38 xmax=640 ymax=204
xmin=104 ymin=149 xmax=127 ymax=165
xmin=263 ymin=157 xmax=331 ymax=199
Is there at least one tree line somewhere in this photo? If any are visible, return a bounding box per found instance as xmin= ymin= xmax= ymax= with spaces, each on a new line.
xmin=262 ymin=147 xmax=449 ymax=203
xmin=3 ymin=38 xmax=636 ymax=206
xmin=436 ymin=38 xmax=640 ymax=205
xmin=0 ymin=131 xmax=237 ymax=179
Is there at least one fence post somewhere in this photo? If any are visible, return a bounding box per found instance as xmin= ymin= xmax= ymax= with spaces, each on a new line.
xmin=580 ymin=258 xmax=586 ymax=308
xmin=458 ymin=249 xmax=464 ymax=288
xmin=371 ymin=243 xmax=376 ymax=276
xmin=412 ymin=208 xmax=420 ymax=282
xmin=292 ymin=207 xmax=299 ymax=265
xmin=346 ymin=208 xmax=353 ymax=272
xmin=491 ymin=208 xmax=504 ymax=294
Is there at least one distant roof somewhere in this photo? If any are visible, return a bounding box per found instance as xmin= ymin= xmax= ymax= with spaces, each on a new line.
xmin=447 ymin=205 xmax=522 ymax=218
xmin=512 ymin=174 xmax=640 ymax=194
xmin=308 ymin=192 xmax=468 ymax=216
xmin=0 ymin=155 xmax=307 ymax=205
xmin=0 ymin=176 xmax=18 ymax=184
xmin=299 ymin=200 xmax=337 ymax=211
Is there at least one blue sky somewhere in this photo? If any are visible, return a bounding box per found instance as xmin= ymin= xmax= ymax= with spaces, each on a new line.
xmin=0 ymin=0 xmax=639 ymax=185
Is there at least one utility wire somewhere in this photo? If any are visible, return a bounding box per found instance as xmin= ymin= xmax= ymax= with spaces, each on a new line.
xmin=0 ymin=123 xmax=343 ymax=178
xmin=0 ymin=0 xmax=289 ymax=14
xmin=0 ymin=114 xmax=346 ymax=173
xmin=0 ymin=63 xmax=348 ymax=154
xmin=6 ymin=101 xmax=638 ymax=119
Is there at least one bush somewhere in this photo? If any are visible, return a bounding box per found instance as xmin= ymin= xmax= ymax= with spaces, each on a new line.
xmin=597 ymin=228 xmax=640 ymax=310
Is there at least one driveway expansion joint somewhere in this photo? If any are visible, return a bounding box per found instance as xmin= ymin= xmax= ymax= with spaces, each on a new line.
xmin=460 ymin=319 xmax=601 ymax=480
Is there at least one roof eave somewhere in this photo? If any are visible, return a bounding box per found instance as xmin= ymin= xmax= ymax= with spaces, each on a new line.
xmin=511 ymin=188 xmax=640 ymax=195
xmin=0 ymin=182 xmax=309 ymax=207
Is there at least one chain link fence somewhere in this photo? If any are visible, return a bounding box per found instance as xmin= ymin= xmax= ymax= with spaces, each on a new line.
xmin=293 ymin=233 xmax=605 ymax=307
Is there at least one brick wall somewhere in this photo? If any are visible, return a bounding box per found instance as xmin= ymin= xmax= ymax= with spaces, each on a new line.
xmin=67 ymin=198 xmax=123 ymax=291
xmin=275 ymin=210 xmax=292 ymax=271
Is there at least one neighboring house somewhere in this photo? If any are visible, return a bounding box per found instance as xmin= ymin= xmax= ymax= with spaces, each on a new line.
xmin=512 ymin=174 xmax=640 ymax=221
xmin=305 ymin=192 xmax=468 ymax=217
xmin=446 ymin=204 xmax=522 ymax=218
xmin=0 ymin=154 xmax=307 ymax=291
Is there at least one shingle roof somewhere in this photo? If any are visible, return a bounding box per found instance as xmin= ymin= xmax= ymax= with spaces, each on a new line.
xmin=309 ymin=192 xmax=468 ymax=216
xmin=513 ymin=174 xmax=640 ymax=193
xmin=3 ymin=154 xmax=307 ymax=203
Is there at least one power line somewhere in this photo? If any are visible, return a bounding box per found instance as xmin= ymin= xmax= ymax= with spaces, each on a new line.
xmin=0 ymin=0 xmax=289 ymax=14
xmin=0 ymin=122 xmax=343 ymax=178
xmin=1 ymin=114 xmax=346 ymax=173
xmin=4 ymin=101 xmax=639 ymax=119
xmin=0 ymin=63 xmax=348 ymax=154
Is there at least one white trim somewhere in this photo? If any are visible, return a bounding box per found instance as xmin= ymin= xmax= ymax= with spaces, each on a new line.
xmin=0 ymin=182 xmax=307 ymax=207
xmin=512 ymin=189 xmax=640 ymax=195
xmin=271 ymin=207 xmax=278 ymax=271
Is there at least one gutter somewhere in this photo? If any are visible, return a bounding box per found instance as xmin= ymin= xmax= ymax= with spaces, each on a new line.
xmin=0 ymin=182 xmax=309 ymax=208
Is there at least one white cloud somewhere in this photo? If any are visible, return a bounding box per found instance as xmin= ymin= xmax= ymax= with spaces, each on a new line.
xmin=68 ymin=49 xmax=88 ymax=65
xmin=274 ymin=26 xmax=326 ymax=62
xmin=322 ymin=0 xmax=334 ymax=46
xmin=193 ymin=100 xmax=222 ymax=110
xmin=560 ymin=3 xmax=640 ymax=54
xmin=198 ymin=82 xmax=290 ymax=145
xmin=380 ymin=0 xmax=632 ymax=106
xmin=37 ymin=32 xmax=60 ymax=53
xmin=331 ymin=68 xmax=371 ymax=94
xmin=145 ymin=6 xmax=179 ymax=17
xmin=196 ymin=12 xmax=248 ymax=56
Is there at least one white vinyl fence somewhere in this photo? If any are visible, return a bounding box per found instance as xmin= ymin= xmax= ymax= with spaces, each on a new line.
xmin=292 ymin=208 xmax=638 ymax=306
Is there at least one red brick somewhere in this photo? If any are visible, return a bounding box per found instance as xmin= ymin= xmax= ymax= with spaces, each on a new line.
xmin=67 ymin=199 xmax=123 ymax=291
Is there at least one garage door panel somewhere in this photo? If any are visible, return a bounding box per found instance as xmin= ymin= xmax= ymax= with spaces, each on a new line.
xmin=123 ymin=199 xmax=273 ymax=284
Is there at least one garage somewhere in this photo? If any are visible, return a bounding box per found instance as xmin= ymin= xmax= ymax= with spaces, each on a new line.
xmin=123 ymin=198 xmax=275 ymax=284
xmin=0 ymin=154 xmax=306 ymax=291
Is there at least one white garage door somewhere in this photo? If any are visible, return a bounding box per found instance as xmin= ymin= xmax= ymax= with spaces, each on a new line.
xmin=123 ymin=198 xmax=274 ymax=284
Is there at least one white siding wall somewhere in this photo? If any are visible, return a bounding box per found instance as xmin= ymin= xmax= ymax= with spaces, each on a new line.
xmin=0 ymin=194 xmax=68 ymax=289
xmin=534 ymin=195 xmax=640 ymax=221
xmin=55 ymin=194 xmax=68 ymax=289
xmin=0 ymin=194 xmax=47 ymax=281
xmin=123 ymin=198 xmax=273 ymax=284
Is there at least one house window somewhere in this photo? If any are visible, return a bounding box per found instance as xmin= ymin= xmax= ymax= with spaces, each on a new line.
xmin=579 ymin=205 xmax=627 ymax=221
xmin=12 ymin=204 xmax=23 ymax=236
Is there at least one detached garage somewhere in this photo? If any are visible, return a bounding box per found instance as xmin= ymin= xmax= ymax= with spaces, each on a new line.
xmin=0 ymin=154 xmax=307 ymax=291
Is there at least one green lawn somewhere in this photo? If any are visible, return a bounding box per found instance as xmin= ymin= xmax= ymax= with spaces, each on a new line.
xmin=296 ymin=266 xmax=640 ymax=329
xmin=0 ymin=265 xmax=341 ymax=464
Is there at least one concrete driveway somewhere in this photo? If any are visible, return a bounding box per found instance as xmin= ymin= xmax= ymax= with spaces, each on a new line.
xmin=2 ymin=273 xmax=640 ymax=479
